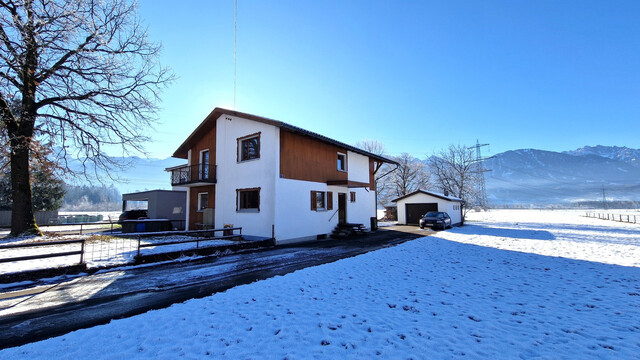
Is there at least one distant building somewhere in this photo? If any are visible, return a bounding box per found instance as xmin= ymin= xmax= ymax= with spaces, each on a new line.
xmin=392 ymin=190 xmax=464 ymax=226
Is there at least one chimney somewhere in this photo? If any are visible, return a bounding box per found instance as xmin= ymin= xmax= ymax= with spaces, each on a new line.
xmin=444 ymin=190 xmax=449 ymax=196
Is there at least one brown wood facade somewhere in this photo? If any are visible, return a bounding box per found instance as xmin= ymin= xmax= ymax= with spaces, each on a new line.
xmin=189 ymin=185 xmax=215 ymax=229
xmin=188 ymin=124 xmax=217 ymax=166
xmin=279 ymin=130 xmax=351 ymax=183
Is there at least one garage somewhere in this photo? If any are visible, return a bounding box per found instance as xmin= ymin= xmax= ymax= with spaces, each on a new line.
xmin=392 ymin=189 xmax=464 ymax=226
xmin=405 ymin=203 xmax=438 ymax=224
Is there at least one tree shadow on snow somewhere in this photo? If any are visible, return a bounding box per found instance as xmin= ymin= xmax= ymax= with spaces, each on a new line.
xmin=457 ymin=223 xmax=556 ymax=241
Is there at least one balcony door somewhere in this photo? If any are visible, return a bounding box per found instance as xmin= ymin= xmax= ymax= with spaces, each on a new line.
xmin=200 ymin=150 xmax=210 ymax=180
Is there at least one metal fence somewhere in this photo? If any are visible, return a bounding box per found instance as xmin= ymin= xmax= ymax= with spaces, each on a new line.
xmin=585 ymin=212 xmax=639 ymax=224
xmin=0 ymin=227 xmax=243 ymax=274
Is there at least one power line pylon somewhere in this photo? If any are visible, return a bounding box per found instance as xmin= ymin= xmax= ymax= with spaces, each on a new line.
xmin=469 ymin=140 xmax=490 ymax=209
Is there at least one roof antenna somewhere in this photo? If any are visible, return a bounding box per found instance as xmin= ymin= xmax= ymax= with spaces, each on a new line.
xmin=234 ymin=0 xmax=237 ymax=110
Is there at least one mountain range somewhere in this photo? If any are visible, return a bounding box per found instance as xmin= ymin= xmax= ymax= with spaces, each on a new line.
xmin=71 ymin=145 xmax=639 ymax=206
xmin=483 ymin=146 xmax=640 ymax=206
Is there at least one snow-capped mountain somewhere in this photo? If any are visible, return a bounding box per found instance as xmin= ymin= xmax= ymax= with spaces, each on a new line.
xmin=483 ymin=146 xmax=640 ymax=206
xmin=564 ymin=145 xmax=640 ymax=167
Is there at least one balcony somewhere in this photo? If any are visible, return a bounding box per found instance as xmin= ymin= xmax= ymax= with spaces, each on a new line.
xmin=171 ymin=164 xmax=217 ymax=186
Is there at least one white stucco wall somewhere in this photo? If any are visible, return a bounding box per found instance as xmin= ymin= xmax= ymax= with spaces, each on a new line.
xmin=347 ymin=151 xmax=370 ymax=183
xmin=214 ymin=114 xmax=278 ymax=238
xmin=346 ymin=187 xmax=376 ymax=226
xmin=274 ymin=179 xmax=339 ymax=244
xmin=396 ymin=193 xmax=463 ymax=226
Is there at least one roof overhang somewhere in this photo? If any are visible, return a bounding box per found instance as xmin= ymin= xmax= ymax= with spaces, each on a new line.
xmin=326 ymin=180 xmax=371 ymax=188
xmin=172 ymin=107 xmax=398 ymax=165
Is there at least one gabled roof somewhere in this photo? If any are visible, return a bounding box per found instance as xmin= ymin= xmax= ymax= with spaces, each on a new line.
xmin=172 ymin=107 xmax=397 ymax=165
xmin=391 ymin=189 xmax=464 ymax=203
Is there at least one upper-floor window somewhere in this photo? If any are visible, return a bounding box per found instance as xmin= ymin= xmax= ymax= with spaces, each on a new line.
xmin=199 ymin=150 xmax=210 ymax=180
xmin=337 ymin=152 xmax=346 ymax=171
xmin=238 ymin=133 xmax=261 ymax=162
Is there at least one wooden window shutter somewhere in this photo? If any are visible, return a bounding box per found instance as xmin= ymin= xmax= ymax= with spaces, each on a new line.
xmin=327 ymin=192 xmax=333 ymax=210
xmin=311 ymin=191 xmax=317 ymax=211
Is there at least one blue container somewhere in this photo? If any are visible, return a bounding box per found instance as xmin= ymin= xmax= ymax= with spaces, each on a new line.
xmin=136 ymin=222 xmax=146 ymax=232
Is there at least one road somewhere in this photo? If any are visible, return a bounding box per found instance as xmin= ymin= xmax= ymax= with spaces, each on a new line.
xmin=0 ymin=226 xmax=430 ymax=349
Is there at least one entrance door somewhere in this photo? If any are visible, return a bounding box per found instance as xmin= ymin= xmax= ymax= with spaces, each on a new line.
xmin=338 ymin=193 xmax=347 ymax=224
xmin=405 ymin=203 xmax=438 ymax=224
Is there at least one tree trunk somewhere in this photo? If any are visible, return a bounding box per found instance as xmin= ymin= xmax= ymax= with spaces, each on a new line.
xmin=10 ymin=143 xmax=40 ymax=236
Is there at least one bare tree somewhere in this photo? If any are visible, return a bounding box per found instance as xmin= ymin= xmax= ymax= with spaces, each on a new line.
xmin=0 ymin=0 xmax=173 ymax=235
xmin=387 ymin=152 xmax=430 ymax=199
xmin=429 ymin=144 xmax=480 ymax=222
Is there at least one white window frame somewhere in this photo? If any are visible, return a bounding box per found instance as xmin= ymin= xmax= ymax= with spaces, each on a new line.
xmin=199 ymin=149 xmax=210 ymax=180
xmin=337 ymin=152 xmax=347 ymax=172
xmin=197 ymin=192 xmax=208 ymax=211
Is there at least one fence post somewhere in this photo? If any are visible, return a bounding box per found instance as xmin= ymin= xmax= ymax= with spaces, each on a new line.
xmin=80 ymin=223 xmax=83 ymax=235
xmin=137 ymin=236 xmax=141 ymax=258
xmin=80 ymin=239 xmax=86 ymax=265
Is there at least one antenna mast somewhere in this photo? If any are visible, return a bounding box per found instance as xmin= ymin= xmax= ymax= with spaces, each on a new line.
xmin=234 ymin=0 xmax=237 ymax=109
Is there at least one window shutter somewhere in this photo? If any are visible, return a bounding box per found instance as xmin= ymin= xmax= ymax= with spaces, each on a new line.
xmin=327 ymin=192 xmax=333 ymax=210
xmin=311 ymin=191 xmax=317 ymax=211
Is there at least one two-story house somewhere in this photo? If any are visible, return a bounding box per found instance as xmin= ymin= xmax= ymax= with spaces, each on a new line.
xmin=169 ymin=108 xmax=396 ymax=245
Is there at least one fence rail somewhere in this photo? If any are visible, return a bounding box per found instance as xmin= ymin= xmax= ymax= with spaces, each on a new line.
xmin=0 ymin=239 xmax=85 ymax=265
xmin=0 ymin=227 xmax=243 ymax=272
xmin=585 ymin=212 xmax=639 ymax=224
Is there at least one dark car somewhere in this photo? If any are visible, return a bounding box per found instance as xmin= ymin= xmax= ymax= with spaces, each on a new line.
xmin=118 ymin=209 xmax=148 ymax=223
xmin=419 ymin=211 xmax=452 ymax=230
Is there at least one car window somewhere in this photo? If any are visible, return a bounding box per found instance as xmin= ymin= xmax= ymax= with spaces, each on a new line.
xmin=425 ymin=212 xmax=438 ymax=217
xmin=443 ymin=213 xmax=449 ymax=218
xmin=437 ymin=213 xmax=443 ymax=218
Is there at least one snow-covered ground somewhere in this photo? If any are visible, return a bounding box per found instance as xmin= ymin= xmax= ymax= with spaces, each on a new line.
xmin=2 ymin=210 xmax=640 ymax=358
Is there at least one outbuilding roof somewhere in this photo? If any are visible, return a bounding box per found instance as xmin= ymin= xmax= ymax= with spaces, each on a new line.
xmin=391 ymin=189 xmax=464 ymax=203
xmin=172 ymin=107 xmax=397 ymax=165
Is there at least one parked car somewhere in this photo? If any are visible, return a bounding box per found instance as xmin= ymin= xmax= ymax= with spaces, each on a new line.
xmin=118 ymin=209 xmax=148 ymax=223
xmin=419 ymin=211 xmax=451 ymax=230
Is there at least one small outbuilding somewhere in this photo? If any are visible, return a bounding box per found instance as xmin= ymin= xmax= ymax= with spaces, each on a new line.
xmin=392 ymin=190 xmax=464 ymax=226
xmin=122 ymin=190 xmax=187 ymax=230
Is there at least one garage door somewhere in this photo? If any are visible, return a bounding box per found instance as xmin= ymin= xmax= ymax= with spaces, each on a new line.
xmin=405 ymin=203 xmax=438 ymax=224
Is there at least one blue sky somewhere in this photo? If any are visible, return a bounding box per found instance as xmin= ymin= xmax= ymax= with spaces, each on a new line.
xmin=138 ymin=0 xmax=640 ymax=159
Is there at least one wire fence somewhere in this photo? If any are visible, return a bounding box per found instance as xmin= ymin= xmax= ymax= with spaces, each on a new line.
xmin=585 ymin=212 xmax=639 ymax=224
xmin=0 ymin=227 xmax=245 ymax=275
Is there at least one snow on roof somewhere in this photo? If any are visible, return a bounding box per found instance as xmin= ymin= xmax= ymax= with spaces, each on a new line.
xmin=391 ymin=189 xmax=464 ymax=203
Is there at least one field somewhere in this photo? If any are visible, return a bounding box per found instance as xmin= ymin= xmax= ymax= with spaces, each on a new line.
xmin=1 ymin=210 xmax=639 ymax=358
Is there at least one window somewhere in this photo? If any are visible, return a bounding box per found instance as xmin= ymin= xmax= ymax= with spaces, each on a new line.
xmin=237 ymin=188 xmax=260 ymax=211
xmin=311 ymin=191 xmax=333 ymax=211
xmin=238 ymin=133 xmax=260 ymax=162
xmin=337 ymin=152 xmax=346 ymax=171
xmin=350 ymin=191 xmax=356 ymax=203
xmin=198 ymin=192 xmax=209 ymax=211
xmin=199 ymin=150 xmax=210 ymax=180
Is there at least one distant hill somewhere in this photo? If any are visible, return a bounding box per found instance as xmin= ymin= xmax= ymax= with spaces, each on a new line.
xmin=67 ymin=156 xmax=185 ymax=195
xmin=483 ymin=146 xmax=640 ymax=206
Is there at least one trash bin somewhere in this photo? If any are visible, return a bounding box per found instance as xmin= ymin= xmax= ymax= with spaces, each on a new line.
xmin=136 ymin=222 xmax=146 ymax=232
xmin=370 ymin=217 xmax=378 ymax=231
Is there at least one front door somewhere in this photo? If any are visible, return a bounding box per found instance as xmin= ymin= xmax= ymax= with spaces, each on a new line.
xmin=338 ymin=193 xmax=347 ymax=224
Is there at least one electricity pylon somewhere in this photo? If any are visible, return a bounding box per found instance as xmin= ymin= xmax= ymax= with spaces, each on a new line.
xmin=469 ymin=140 xmax=490 ymax=209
